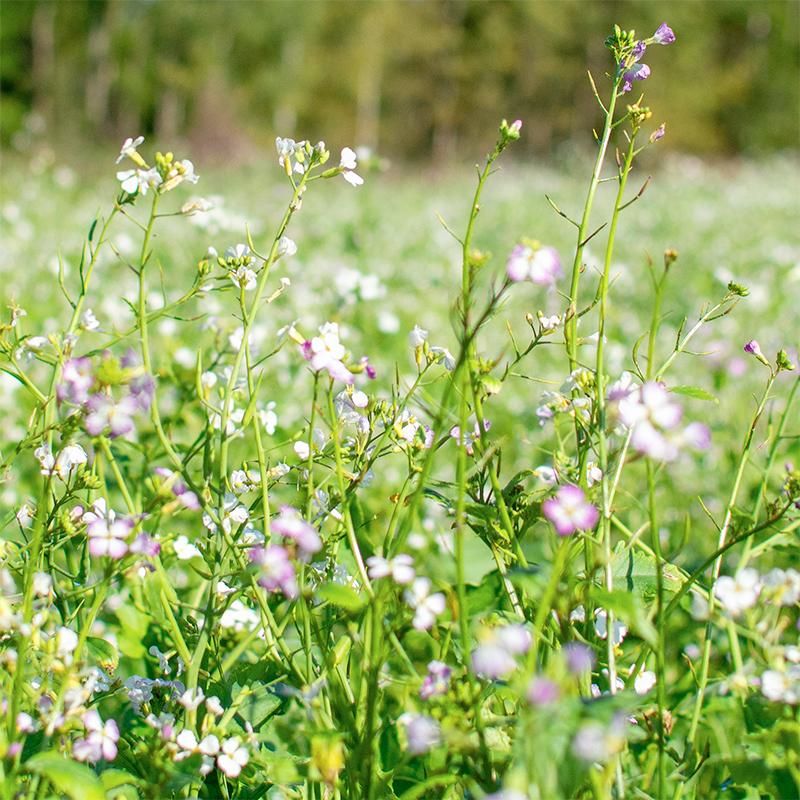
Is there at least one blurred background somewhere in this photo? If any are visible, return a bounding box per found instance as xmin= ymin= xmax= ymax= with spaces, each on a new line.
xmin=1 ymin=0 xmax=798 ymax=165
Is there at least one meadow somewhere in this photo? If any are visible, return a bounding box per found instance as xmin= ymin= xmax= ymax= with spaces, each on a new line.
xmin=0 ymin=23 xmax=799 ymax=800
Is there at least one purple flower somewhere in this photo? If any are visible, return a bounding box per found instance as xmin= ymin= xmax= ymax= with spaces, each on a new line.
xmin=419 ymin=660 xmax=452 ymax=700
xmin=744 ymin=340 xmax=762 ymax=356
xmin=621 ymin=63 xmax=651 ymax=94
xmin=471 ymin=624 xmax=532 ymax=679
xmin=249 ymin=544 xmax=298 ymax=598
xmin=399 ymin=714 xmax=440 ymax=755
xmin=58 ymin=357 xmax=94 ymax=405
xmin=271 ymin=506 xmax=322 ymax=558
xmin=130 ymin=532 xmax=160 ymax=557
xmin=87 ymin=515 xmax=133 ymax=559
xmin=652 ymin=23 xmax=676 ymax=45
xmin=506 ymin=244 xmax=562 ymax=286
xmin=542 ymin=484 xmax=599 ymax=536
xmin=85 ymin=393 xmax=140 ymax=438
xmin=649 ymin=123 xmax=666 ymax=143
xmin=527 ymin=676 xmax=560 ymax=706
xmin=73 ymin=710 xmax=119 ymax=763
xmin=564 ymin=642 xmax=595 ymax=675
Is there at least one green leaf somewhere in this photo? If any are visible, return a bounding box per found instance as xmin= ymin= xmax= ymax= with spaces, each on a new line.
xmin=86 ymin=637 xmax=119 ymax=672
xmin=610 ymin=542 xmax=682 ymax=602
xmin=590 ymin=587 xmax=657 ymax=647
xmin=316 ymin=582 xmax=366 ymax=613
xmin=234 ymin=682 xmax=282 ymax=730
xmin=26 ymin=752 xmax=105 ymax=800
xmin=670 ymin=385 xmax=718 ymax=403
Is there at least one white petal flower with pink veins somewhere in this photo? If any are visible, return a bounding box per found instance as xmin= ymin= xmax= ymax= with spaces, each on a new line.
xmin=403 ymin=577 xmax=446 ymax=630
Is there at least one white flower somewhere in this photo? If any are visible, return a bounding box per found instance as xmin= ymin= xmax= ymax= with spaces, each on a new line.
xmin=409 ymin=325 xmax=428 ymax=348
xmin=178 ymin=687 xmax=205 ymax=711
xmin=367 ymin=554 xmax=416 ymax=585
xmin=429 ymin=346 xmax=456 ymax=371
xmin=116 ymin=136 xmax=145 ymax=164
xmin=56 ymin=627 xmax=79 ymax=659
xmin=53 ymin=444 xmax=88 ymax=481
xmin=205 ymin=696 xmax=224 ymax=716
xmin=339 ymin=147 xmax=364 ymax=186
xmin=32 ymin=572 xmax=52 ymax=597
xmin=117 ymin=167 xmax=161 ymax=195
xmin=633 ymin=670 xmax=657 ymax=695
xmin=276 ymin=236 xmax=297 ymax=258
xmin=16 ymin=504 xmax=34 ymax=528
xmin=761 ymin=568 xmax=800 ymax=606
xmin=594 ymin=609 xmax=628 ymax=645
xmin=533 ymin=465 xmax=557 ymax=485
xmin=403 ymin=577 xmax=446 ymax=630
xmin=173 ymin=535 xmax=202 ymax=560
xmin=714 ymin=569 xmax=761 ymax=616
xmin=761 ymin=666 xmax=800 ymax=704
xmin=230 ymin=266 xmax=257 ymax=290
xmin=217 ymin=736 xmax=249 ymax=778
xmin=398 ymin=713 xmax=440 ymax=755
xmin=80 ymin=309 xmax=100 ymax=331
xmin=181 ymin=197 xmax=213 ymax=215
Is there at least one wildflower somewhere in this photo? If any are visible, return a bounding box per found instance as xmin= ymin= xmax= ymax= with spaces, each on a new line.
xmin=542 ymin=484 xmax=599 ymax=536
xmin=761 ymin=666 xmax=800 ymax=704
xmin=172 ymin=535 xmax=202 ymax=561
xmin=714 ymin=569 xmax=761 ymax=616
xmin=594 ymin=609 xmax=628 ymax=645
xmin=56 ymin=627 xmax=79 ymax=661
xmin=367 ymin=554 xmax=416 ymax=585
xmin=527 ymin=676 xmax=560 ymax=706
xmin=649 ymin=123 xmax=666 ymax=144
xmin=32 ymin=572 xmax=52 ymax=597
xmin=339 ymin=147 xmax=364 ymax=186
xmin=617 ymin=381 xmax=709 ymax=461
xmin=403 ymin=577 xmax=446 ymax=630
xmin=621 ymin=62 xmax=650 ymax=94
xmin=634 ymin=670 xmax=657 ymax=695
xmin=572 ymin=716 xmax=626 ymax=763
xmin=429 ymin=345 xmax=456 ymax=371
xmin=472 ymin=624 xmax=531 ymax=679
xmin=301 ymin=322 xmax=354 ymax=384
xmin=73 ymin=710 xmax=119 ymax=763
xmin=761 ymin=568 xmax=800 ymax=606
xmin=398 ymin=714 xmax=440 ymax=755
xmin=217 ymin=736 xmax=249 ymax=778
xmin=536 ymin=311 xmax=562 ymax=332
xmin=249 ymin=544 xmax=298 ymax=598
xmin=16 ymin=504 xmax=34 ymax=528
xmin=506 ymin=243 xmax=562 ymax=286
xmin=450 ymin=419 xmax=490 ymax=456
xmin=564 ymin=642 xmax=595 ymax=674
xmin=276 ymin=236 xmax=297 ymax=258
xmin=116 ymin=135 xmax=145 ymax=164
xmin=80 ymin=309 xmax=100 ymax=331
xmin=178 ymin=688 xmax=205 ymax=711
xmin=175 ymin=730 xmax=219 ymax=775
xmin=409 ymin=325 xmax=428 ymax=348
xmin=651 ymin=23 xmax=676 ymax=45
xmin=52 ymin=444 xmax=88 ymax=481
xmin=117 ymin=167 xmax=161 ymax=195
xmin=87 ymin=514 xmax=132 ymax=559
xmin=271 ymin=506 xmax=322 ymax=558
xmin=230 ymin=266 xmax=257 ymax=290
xmin=181 ymin=197 xmax=213 ymax=215
xmin=160 ymin=159 xmax=199 ymax=192
xmin=744 ymin=339 xmax=771 ymax=367
xmin=85 ymin=393 xmax=140 ymax=438
xmin=420 ymin=660 xmax=452 ymax=699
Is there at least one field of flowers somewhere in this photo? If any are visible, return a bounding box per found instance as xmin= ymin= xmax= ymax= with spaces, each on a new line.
xmin=0 ymin=23 xmax=799 ymax=800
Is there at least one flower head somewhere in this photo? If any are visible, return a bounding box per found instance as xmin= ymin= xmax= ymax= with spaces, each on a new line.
xmin=506 ymin=244 xmax=562 ymax=286
xmin=542 ymin=484 xmax=599 ymax=536
xmin=652 ymin=23 xmax=676 ymax=45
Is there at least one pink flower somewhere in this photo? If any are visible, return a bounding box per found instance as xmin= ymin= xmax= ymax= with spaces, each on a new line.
xmin=87 ymin=515 xmax=133 ymax=559
xmin=506 ymin=244 xmax=562 ymax=286
xmin=399 ymin=714 xmax=440 ymax=755
xmin=271 ymin=506 xmax=322 ymax=558
xmin=419 ymin=660 xmax=452 ymax=699
xmin=249 ymin=544 xmax=298 ymax=598
xmin=73 ymin=710 xmax=119 ymax=762
xmin=58 ymin=357 xmax=94 ymax=405
xmin=542 ymin=484 xmax=599 ymax=536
